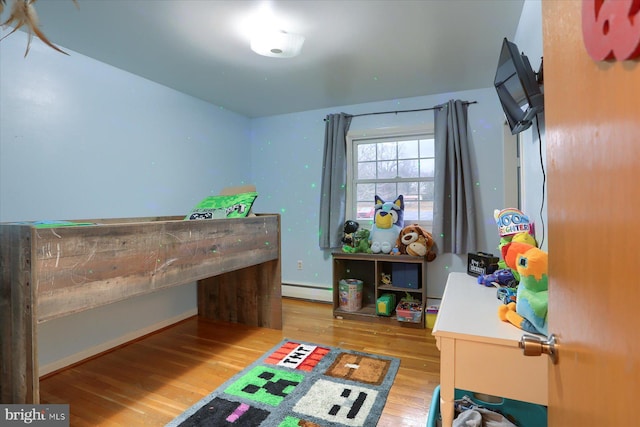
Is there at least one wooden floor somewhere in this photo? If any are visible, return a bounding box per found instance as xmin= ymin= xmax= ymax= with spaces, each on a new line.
xmin=40 ymin=298 xmax=441 ymax=426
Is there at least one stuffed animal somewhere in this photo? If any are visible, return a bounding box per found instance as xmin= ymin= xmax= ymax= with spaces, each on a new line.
xmin=501 ymin=240 xmax=538 ymax=274
xmin=498 ymin=246 xmax=548 ymax=336
xmin=369 ymin=195 xmax=404 ymax=254
xmin=343 ymin=228 xmax=372 ymax=253
xmin=341 ymin=220 xmax=360 ymax=250
xmin=494 ymin=208 xmax=537 ymax=279
xmin=395 ymin=224 xmax=436 ymax=261
xmin=495 ymin=208 xmax=534 ymax=238
xmin=381 ymin=272 xmax=392 ymax=286
xmin=477 ymin=268 xmax=517 ymax=288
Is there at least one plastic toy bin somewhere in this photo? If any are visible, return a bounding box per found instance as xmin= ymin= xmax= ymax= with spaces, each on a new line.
xmin=338 ymin=278 xmax=363 ymax=312
xmin=426 ymin=385 xmax=547 ymax=427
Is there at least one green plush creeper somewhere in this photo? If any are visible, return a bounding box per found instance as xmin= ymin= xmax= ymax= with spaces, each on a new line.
xmin=498 ymin=247 xmax=549 ymax=336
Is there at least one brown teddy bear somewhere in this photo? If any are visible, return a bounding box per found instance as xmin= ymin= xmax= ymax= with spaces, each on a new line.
xmin=394 ymin=224 xmax=436 ymax=261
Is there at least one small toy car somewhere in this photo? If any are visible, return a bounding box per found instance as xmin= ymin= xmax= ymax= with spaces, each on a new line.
xmin=496 ymin=287 xmax=517 ymax=304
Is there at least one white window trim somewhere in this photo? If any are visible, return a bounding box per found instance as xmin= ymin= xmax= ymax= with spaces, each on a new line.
xmin=346 ymin=124 xmax=435 ymax=230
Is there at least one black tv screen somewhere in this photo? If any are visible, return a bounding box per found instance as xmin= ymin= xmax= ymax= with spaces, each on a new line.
xmin=494 ymin=38 xmax=544 ymax=135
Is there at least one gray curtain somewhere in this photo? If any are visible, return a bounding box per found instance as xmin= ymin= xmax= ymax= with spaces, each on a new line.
xmin=319 ymin=113 xmax=352 ymax=249
xmin=432 ymin=100 xmax=477 ymax=254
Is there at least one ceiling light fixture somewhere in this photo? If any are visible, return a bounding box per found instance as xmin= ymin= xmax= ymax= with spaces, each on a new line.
xmin=250 ymin=29 xmax=305 ymax=58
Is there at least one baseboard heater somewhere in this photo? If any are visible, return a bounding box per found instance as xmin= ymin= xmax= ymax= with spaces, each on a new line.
xmin=282 ymin=282 xmax=332 ymax=303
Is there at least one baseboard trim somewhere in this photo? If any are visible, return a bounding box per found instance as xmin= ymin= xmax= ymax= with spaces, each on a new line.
xmin=39 ymin=308 xmax=198 ymax=377
xmin=282 ymin=283 xmax=332 ymax=303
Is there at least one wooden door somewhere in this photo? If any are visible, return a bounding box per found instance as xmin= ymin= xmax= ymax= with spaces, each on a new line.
xmin=542 ymin=1 xmax=640 ymax=425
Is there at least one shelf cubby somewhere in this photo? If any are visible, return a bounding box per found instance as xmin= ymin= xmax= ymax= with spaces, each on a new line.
xmin=332 ymin=252 xmax=427 ymax=328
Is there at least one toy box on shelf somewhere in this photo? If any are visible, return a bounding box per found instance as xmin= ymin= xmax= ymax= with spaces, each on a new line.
xmin=395 ymin=297 xmax=423 ymax=323
xmin=376 ymin=293 xmax=396 ymax=316
xmin=391 ymin=263 xmax=420 ymax=288
xmin=466 ymin=252 xmax=500 ymax=277
xmin=338 ymin=279 xmax=363 ymax=312
xmin=425 ymin=298 xmax=441 ymax=329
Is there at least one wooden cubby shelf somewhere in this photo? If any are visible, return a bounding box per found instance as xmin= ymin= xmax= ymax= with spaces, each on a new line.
xmin=332 ymin=252 xmax=427 ymax=328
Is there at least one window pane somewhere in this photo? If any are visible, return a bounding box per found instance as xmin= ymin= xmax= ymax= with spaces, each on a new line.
xmin=376 ymin=183 xmax=398 ymax=201
xmin=420 ymin=158 xmax=435 ymax=178
xmin=357 ymin=183 xmax=375 ymax=202
xmin=398 ymin=140 xmax=419 ymax=159
xmin=356 ymin=182 xmax=375 ymax=220
xmin=397 ymin=182 xmax=418 ymax=197
xmin=404 ymin=201 xmax=419 ymax=221
xmin=420 ymin=200 xmax=434 ymax=222
xmin=356 ymin=201 xmax=375 ymax=220
xmin=377 ymin=160 xmax=397 ymax=179
xmin=358 ymin=143 xmax=376 ymax=161
xmin=358 ymin=161 xmax=376 ymax=179
xmin=420 ymin=139 xmax=435 ymax=157
xmin=378 ymin=142 xmax=397 ymax=160
xmin=420 ymin=181 xmax=435 ymax=201
xmin=398 ymin=159 xmax=419 ymax=178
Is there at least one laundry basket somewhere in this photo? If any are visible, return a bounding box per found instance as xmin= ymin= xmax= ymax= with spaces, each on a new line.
xmin=426 ymin=385 xmax=547 ymax=427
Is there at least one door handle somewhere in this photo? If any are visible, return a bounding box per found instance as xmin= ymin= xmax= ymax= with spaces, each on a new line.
xmin=519 ymin=333 xmax=558 ymax=364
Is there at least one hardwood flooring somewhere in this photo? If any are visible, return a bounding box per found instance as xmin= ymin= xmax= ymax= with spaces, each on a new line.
xmin=39 ymin=298 xmax=441 ymax=426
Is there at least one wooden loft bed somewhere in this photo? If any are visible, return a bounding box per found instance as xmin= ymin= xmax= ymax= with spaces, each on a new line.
xmin=0 ymin=214 xmax=282 ymax=404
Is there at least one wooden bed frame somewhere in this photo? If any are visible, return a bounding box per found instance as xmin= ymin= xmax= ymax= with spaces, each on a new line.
xmin=0 ymin=214 xmax=282 ymax=404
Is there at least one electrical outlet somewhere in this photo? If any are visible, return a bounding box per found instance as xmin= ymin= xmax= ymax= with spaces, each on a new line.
xmin=297 ymin=260 xmax=303 ymax=270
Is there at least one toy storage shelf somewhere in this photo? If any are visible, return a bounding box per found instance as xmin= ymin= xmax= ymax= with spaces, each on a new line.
xmin=331 ymin=252 xmax=427 ymax=328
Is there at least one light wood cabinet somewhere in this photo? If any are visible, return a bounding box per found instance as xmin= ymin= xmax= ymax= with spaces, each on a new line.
xmin=331 ymin=252 xmax=427 ymax=328
xmin=432 ymin=273 xmax=548 ymax=426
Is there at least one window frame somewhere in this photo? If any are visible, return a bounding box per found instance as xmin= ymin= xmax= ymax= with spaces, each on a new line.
xmin=346 ymin=125 xmax=435 ymax=231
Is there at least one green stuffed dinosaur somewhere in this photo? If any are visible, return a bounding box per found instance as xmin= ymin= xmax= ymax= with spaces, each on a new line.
xmin=343 ymin=228 xmax=372 ymax=254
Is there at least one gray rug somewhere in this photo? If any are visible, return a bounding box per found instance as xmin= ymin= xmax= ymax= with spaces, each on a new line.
xmin=165 ymin=339 xmax=400 ymax=427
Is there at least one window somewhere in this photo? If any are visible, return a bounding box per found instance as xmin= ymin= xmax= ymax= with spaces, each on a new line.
xmin=346 ymin=127 xmax=435 ymax=231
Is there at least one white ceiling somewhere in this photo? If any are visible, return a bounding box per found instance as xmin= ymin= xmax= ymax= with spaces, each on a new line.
xmin=2 ymin=0 xmax=525 ymax=118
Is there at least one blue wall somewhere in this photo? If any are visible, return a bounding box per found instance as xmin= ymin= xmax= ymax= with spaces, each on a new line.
xmin=0 ymin=32 xmax=251 ymax=372
xmin=1 ymin=35 xmax=251 ymax=222
xmin=514 ymin=0 xmax=547 ymax=251
xmin=250 ymin=87 xmax=508 ymax=301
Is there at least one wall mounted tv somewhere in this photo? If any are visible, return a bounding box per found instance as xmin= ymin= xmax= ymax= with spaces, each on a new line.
xmin=494 ymin=38 xmax=544 ymax=135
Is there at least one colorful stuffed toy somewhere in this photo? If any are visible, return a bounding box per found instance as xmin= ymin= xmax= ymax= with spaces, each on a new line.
xmin=341 ymin=220 xmax=360 ymax=251
xmin=498 ymin=246 xmax=548 ymax=336
xmin=501 ymin=240 xmax=537 ymax=273
xmin=494 ymin=208 xmax=537 ymax=280
xmin=381 ymin=272 xmax=392 ymax=286
xmin=369 ymin=195 xmax=404 ymax=254
xmin=395 ymin=224 xmax=436 ymax=261
xmin=342 ymin=228 xmax=372 ymax=254
xmin=495 ymin=208 xmax=535 ymax=238
xmin=477 ymin=268 xmax=516 ymax=288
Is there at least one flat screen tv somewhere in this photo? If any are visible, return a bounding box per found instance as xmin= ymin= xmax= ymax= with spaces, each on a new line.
xmin=494 ymin=38 xmax=544 ymax=135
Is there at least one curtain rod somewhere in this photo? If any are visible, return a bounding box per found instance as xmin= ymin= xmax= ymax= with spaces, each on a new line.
xmin=323 ymin=100 xmax=477 ymax=121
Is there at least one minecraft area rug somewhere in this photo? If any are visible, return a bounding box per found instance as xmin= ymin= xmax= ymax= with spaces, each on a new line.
xmin=165 ymin=339 xmax=400 ymax=427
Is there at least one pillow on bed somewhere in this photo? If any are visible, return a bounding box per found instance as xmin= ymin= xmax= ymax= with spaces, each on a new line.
xmin=185 ymin=192 xmax=258 ymax=220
